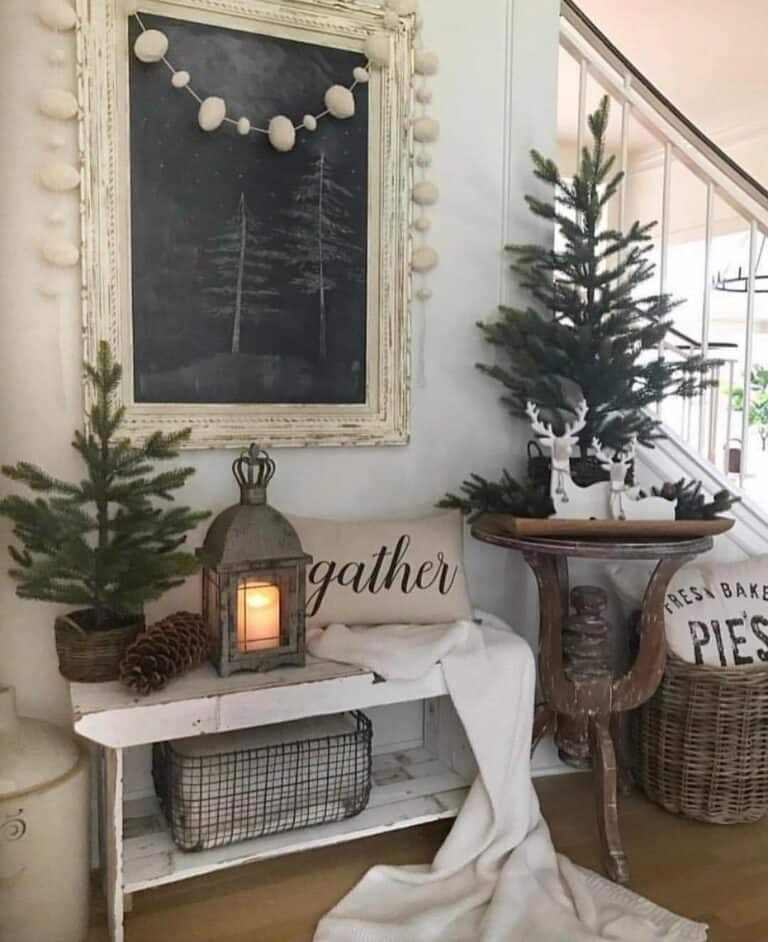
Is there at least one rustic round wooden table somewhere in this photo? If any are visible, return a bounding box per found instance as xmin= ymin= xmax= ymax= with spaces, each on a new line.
xmin=471 ymin=521 xmax=713 ymax=884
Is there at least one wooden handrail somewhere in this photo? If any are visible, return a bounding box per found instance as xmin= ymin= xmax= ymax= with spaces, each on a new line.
xmin=561 ymin=0 xmax=768 ymax=212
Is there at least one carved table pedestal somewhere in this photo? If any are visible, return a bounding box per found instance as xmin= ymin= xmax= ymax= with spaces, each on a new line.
xmin=471 ymin=522 xmax=712 ymax=884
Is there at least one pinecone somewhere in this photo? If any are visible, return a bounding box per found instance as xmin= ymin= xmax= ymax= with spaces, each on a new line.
xmin=120 ymin=611 xmax=209 ymax=695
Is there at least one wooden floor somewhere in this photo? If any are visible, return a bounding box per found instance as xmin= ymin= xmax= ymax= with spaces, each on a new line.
xmin=88 ymin=773 xmax=768 ymax=942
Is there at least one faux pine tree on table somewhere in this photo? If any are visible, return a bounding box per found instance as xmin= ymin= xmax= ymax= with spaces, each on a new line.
xmin=0 ymin=342 xmax=209 ymax=680
xmin=480 ymin=96 xmax=716 ymax=455
xmin=442 ymin=96 xmax=728 ymax=520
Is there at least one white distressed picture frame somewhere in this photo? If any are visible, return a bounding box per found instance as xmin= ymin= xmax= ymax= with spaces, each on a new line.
xmin=76 ymin=0 xmax=413 ymax=448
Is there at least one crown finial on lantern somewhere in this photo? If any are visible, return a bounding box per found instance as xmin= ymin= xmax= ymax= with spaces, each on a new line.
xmin=232 ymin=444 xmax=275 ymax=504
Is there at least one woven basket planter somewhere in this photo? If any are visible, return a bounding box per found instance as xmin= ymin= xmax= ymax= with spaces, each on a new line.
xmin=54 ymin=610 xmax=144 ymax=683
xmin=639 ymin=651 xmax=768 ymax=824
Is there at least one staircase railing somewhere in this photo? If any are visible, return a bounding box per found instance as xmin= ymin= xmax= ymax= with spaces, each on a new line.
xmin=559 ymin=0 xmax=768 ymax=491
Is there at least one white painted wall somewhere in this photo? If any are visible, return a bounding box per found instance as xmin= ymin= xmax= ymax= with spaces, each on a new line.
xmin=0 ymin=0 xmax=561 ymax=740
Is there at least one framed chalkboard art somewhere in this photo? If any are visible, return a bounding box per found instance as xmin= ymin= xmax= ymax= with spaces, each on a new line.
xmin=76 ymin=0 xmax=416 ymax=447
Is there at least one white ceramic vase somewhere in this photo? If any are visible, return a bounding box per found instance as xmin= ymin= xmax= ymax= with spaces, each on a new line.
xmin=0 ymin=685 xmax=90 ymax=942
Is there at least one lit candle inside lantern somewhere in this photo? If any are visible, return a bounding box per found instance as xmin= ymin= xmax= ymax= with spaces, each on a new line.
xmin=237 ymin=580 xmax=280 ymax=652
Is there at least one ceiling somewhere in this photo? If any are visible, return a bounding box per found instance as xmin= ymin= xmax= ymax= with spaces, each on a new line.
xmin=558 ymin=0 xmax=768 ymax=172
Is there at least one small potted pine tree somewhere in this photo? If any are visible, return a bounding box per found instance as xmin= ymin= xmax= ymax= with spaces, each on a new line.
xmin=0 ymin=342 xmax=209 ymax=682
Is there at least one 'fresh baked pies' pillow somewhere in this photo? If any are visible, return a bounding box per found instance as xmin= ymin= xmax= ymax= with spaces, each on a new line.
xmin=662 ymin=556 xmax=768 ymax=667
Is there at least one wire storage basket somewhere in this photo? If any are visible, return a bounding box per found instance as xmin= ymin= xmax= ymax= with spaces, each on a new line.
xmin=639 ymin=652 xmax=768 ymax=824
xmin=153 ymin=711 xmax=373 ymax=851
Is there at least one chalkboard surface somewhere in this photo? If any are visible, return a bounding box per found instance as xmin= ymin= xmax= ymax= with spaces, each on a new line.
xmin=129 ymin=14 xmax=368 ymax=405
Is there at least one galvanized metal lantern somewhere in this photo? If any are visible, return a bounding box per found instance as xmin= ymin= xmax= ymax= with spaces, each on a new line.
xmin=200 ymin=445 xmax=311 ymax=676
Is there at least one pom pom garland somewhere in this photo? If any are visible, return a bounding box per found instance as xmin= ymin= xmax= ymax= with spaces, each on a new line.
xmin=38 ymin=88 xmax=78 ymax=120
xmin=365 ymin=33 xmax=390 ymax=67
xmin=198 ymin=96 xmax=226 ymax=131
xmin=37 ymin=0 xmax=77 ymax=31
xmin=414 ymin=49 xmax=438 ymax=75
xmin=41 ymin=236 xmax=80 ymax=267
xmin=39 ymin=161 xmax=80 ymax=192
xmin=413 ymin=116 xmax=439 ymax=143
xmin=134 ymin=28 xmax=168 ymax=63
xmin=412 ymin=181 xmax=439 ymax=205
xmin=124 ymin=7 xmax=438 ymax=290
xmin=268 ymin=115 xmax=295 ymax=152
xmin=325 ymin=85 xmax=355 ymax=119
xmin=129 ymin=12 xmax=377 ymax=145
xmin=411 ymin=246 xmax=438 ymax=272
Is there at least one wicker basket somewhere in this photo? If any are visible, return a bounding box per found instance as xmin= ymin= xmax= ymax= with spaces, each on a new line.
xmin=54 ymin=610 xmax=144 ymax=683
xmin=527 ymin=441 xmax=634 ymax=490
xmin=639 ymin=651 xmax=768 ymax=824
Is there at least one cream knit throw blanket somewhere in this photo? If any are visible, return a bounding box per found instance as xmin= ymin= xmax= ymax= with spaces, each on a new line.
xmin=307 ymin=616 xmax=707 ymax=942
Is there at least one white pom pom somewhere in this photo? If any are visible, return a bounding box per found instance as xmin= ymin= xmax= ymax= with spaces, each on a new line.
xmin=325 ymin=85 xmax=355 ymax=120
xmin=414 ymin=50 xmax=439 ymax=75
xmin=237 ymin=117 xmax=251 ymax=135
xmin=417 ymin=288 xmax=433 ymax=301
xmin=416 ymin=150 xmax=432 ymax=168
xmin=413 ymin=117 xmax=439 ymax=143
xmin=48 ymin=134 xmax=65 ymax=150
xmin=365 ymin=34 xmax=390 ymax=68
xmin=383 ymin=11 xmax=399 ymax=28
xmin=41 ymin=236 xmax=80 ymax=267
xmin=198 ymin=96 xmax=226 ymax=131
xmin=48 ymin=210 xmax=66 ymax=226
xmin=37 ymin=0 xmax=77 ymax=31
xmin=39 ymin=161 xmax=80 ymax=192
xmin=412 ymin=246 xmax=438 ymax=273
xmin=134 ymin=29 xmax=168 ymax=63
xmin=38 ymin=88 xmax=78 ymax=120
xmin=414 ymin=214 xmax=431 ymax=232
xmin=353 ymin=66 xmax=370 ymax=84
xmin=415 ymin=85 xmax=433 ymax=105
xmin=171 ymin=70 xmax=190 ymax=88
xmin=48 ymin=48 xmax=66 ymax=66
xmin=303 ymin=114 xmax=317 ymax=131
xmin=268 ymin=115 xmax=296 ymax=152
xmin=412 ymin=181 xmax=439 ymax=205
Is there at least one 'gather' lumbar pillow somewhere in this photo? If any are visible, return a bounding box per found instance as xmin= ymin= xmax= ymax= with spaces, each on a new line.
xmin=662 ymin=556 xmax=768 ymax=667
xmin=288 ymin=510 xmax=473 ymax=629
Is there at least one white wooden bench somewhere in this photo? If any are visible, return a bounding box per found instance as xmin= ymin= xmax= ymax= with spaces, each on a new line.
xmin=70 ymin=656 xmax=476 ymax=942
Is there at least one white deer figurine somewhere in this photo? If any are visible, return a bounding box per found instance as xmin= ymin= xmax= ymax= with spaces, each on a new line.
xmin=526 ymin=399 xmax=611 ymax=519
xmin=592 ymin=436 xmax=677 ymax=521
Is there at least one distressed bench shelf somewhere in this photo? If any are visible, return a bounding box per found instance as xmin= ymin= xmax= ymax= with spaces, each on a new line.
xmin=70 ymin=656 xmax=473 ymax=942
xmin=122 ymin=747 xmax=468 ymax=893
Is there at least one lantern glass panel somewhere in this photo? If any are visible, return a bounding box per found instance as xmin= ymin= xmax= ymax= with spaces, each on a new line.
xmin=236 ymin=579 xmax=281 ymax=652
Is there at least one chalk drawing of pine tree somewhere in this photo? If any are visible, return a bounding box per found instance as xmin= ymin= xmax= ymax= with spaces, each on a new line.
xmin=203 ymin=193 xmax=280 ymax=355
xmin=283 ymin=154 xmax=362 ymax=362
